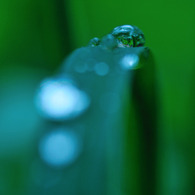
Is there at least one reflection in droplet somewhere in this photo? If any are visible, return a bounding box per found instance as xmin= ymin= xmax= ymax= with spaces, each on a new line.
xmin=120 ymin=54 xmax=140 ymax=70
xmin=94 ymin=62 xmax=109 ymax=76
xmin=39 ymin=129 xmax=81 ymax=167
xmin=36 ymin=77 xmax=90 ymax=120
xmin=88 ymin=37 xmax=100 ymax=47
xmin=111 ymin=24 xmax=145 ymax=47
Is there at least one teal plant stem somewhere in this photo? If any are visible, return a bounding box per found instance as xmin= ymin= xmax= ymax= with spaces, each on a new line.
xmin=62 ymin=46 xmax=154 ymax=195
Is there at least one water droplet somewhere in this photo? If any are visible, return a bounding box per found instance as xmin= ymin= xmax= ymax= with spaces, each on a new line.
xmin=94 ymin=62 xmax=109 ymax=76
xmin=111 ymin=25 xmax=145 ymax=47
xmin=39 ymin=129 xmax=81 ymax=167
xmin=120 ymin=54 xmax=140 ymax=70
xmin=88 ymin=37 xmax=100 ymax=47
xmin=101 ymin=34 xmax=117 ymax=49
xmin=35 ymin=77 xmax=90 ymax=121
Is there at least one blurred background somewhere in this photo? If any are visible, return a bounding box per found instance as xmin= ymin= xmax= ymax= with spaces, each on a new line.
xmin=0 ymin=0 xmax=195 ymax=194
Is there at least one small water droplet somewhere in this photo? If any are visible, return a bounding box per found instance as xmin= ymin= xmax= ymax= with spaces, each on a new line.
xmin=35 ymin=77 xmax=90 ymax=121
xmin=120 ymin=54 xmax=140 ymax=70
xmin=111 ymin=25 xmax=145 ymax=47
xmin=88 ymin=37 xmax=100 ymax=47
xmin=94 ymin=62 xmax=109 ymax=76
xmin=39 ymin=129 xmax=81 ymax=167
xmin=101 ymin=34 xmax=117 ymax=49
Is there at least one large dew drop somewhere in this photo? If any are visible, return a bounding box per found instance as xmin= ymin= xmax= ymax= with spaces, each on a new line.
xmin=39 ymin=129 xmax=81 ymax=167
xmin=35 ymin=77 xmax=90 ymax=121
xmin=111 ymin=25 xmax=145 ymax=47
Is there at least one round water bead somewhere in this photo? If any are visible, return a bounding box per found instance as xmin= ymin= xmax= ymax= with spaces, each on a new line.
xmin=111 ymin=25 xmax=145 ymax=47
xmin=35 ymin=77 xmax=90 ymax=121
xmin=94 ymin=62 xmax=110 ymax=76
xmin=39 ymin=129 xmax=82 ymax=167
xmin=101 ymin=34 xmax=118 ymax=49
xmin=88 ymin=37 xmax=100 ymax=47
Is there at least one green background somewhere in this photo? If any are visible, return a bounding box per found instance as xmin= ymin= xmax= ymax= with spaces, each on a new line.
xmin=0 ymin=0 xmax=194 ymax=194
